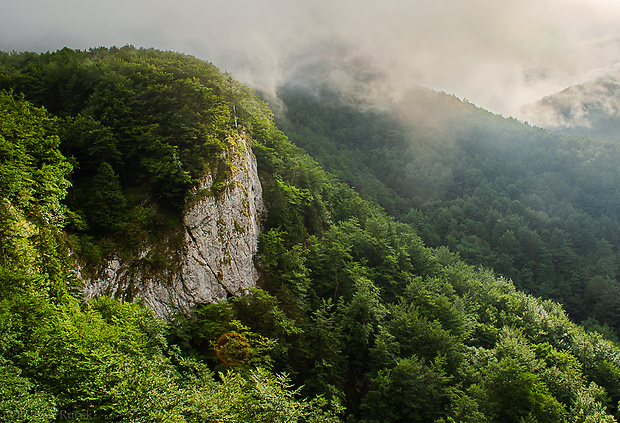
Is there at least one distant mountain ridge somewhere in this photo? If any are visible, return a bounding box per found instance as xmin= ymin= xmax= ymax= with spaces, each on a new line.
xmin=274 ymin=81 xmax=620 ymax=334
xmin=521 ymin=71 xmax=620 ymax=142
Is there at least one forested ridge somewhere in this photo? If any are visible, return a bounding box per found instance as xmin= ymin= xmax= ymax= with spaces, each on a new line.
xmin=275 ymin=84 xmax=620 ymax=339
xmin=2 ymin=46 xmax=620 ymax=422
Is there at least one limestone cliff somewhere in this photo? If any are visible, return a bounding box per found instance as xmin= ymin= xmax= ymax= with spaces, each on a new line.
xmin=82 ymin=136 xmax=264 ymax=316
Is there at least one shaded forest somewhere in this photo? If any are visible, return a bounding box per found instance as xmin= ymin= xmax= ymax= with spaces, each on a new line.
xmin=275 ymin=84 xmax=620 ymax=339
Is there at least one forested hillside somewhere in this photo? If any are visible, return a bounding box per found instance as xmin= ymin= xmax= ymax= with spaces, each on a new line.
xmin=275 ymin=84 xmax=620 ymax=338
xmin=3 ymin=47 xmax=620 ymax=422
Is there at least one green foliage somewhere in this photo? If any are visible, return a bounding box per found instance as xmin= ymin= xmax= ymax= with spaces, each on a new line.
xmin=0 ymin=46 xmax=236 ymax=242
xmin=248 ymin=120 xmax=620 ymax=420
xmin=0 ymin=90 xmax=72 ymax=294
xmin=6 ymin=46 xmax=620 ymax=422
xmin=84 ymin=161 xmax=128 ymax=234
xmin=0 ymin=263 xmax=338 ymax=421
xmin=0 ymin=54 xmax=344 ymax=421
xmin=481 ymin=331 xmax=568 ymax=422
xmin=184 ymin=367 xmax=343 ymax=423
xmin=0 ymin=90 xmax=71 ymax=225
xmin=360 ymin=355 xmax=454 ymax=423
xmin=275 ymin=85 xmax=620 ymax=336
xmin=0 ymin=358 xmax=57 ymax=423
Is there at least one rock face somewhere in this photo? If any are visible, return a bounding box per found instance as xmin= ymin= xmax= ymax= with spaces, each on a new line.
xmin=82 ymin=137 xmax=264 ymax=316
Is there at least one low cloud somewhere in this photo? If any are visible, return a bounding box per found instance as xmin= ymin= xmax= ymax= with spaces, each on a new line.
xmin=520 ymin=71 xmax=620 ymax=129
xmin=2 ymin=0 xmax=620 ymax=117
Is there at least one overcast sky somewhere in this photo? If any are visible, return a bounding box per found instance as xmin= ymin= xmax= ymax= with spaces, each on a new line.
xmin=2 ymin=0 xmax=620 ymax=117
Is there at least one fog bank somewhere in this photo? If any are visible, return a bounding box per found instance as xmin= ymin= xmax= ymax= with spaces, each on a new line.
xmin=3 ymin=0 xmax=620 ymax=117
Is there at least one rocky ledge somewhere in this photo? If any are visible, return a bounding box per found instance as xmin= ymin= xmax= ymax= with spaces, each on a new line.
xmin=82 ymin=136 xmax=264 ymax=316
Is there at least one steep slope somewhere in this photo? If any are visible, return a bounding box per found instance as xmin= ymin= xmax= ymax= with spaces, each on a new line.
xmin=0 ymin=47 xmax=269 ymax=314
xmin=5 ymin=47 xmax=620 ymax=422
xmin=82 ymin=134 xmax=264 ymax=315
xmin=0 ymin=49 xmax=342 ymax=421
xmin=275 ymin=83 xmax=620 ymax=335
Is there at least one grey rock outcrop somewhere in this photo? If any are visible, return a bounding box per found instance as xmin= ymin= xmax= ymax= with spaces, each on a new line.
xmin=82 ymin=136 xmax=264 ymax=316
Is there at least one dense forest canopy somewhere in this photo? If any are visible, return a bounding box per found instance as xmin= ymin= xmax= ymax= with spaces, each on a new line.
xmin=274 ymin=83 xmax=620 ymax=337
xmin=2 ymin=46 xmax=620 ymax=422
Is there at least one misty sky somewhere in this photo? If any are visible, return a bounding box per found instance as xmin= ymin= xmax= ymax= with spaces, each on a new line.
xmin=2 ymin=0 xmax=620 ymax=117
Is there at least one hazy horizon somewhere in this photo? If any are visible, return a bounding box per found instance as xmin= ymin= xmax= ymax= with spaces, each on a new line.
xmin=3 ymin=0 xmax=620 ymax=119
